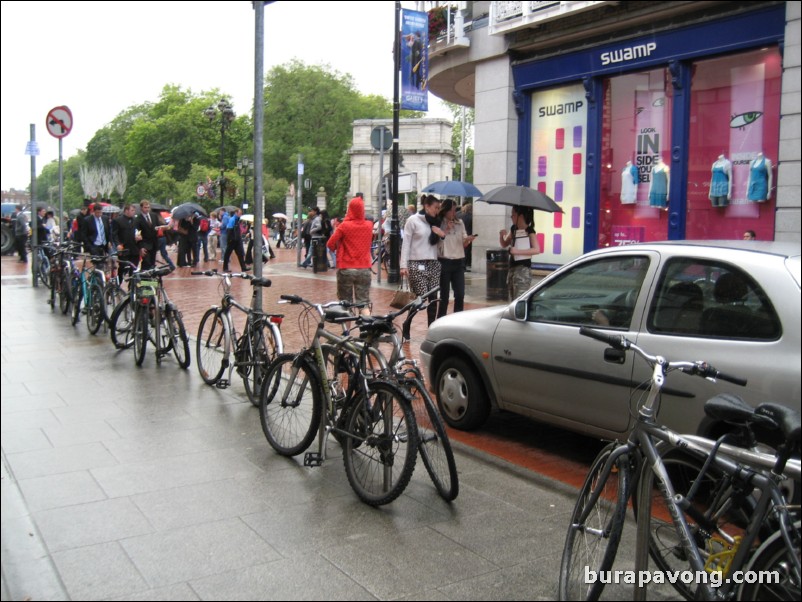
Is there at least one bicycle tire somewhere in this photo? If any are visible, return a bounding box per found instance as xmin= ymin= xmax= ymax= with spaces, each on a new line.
xmin=738 ymin=520 xmax=800 ymax=601
xmin=633 ymin=445 xmax=758 ymax=601
xmin=70 ymin=281 xmax=82 ymax=326
xmin=196 ymin=308 xmax=227 ymax=385
xmin=259 ymin=353 xmax=321 ymax=456
xmin=166 ymin=307 xmax=190 ymax=369
xmin=39 ymin=254 xmax=52 ymax=289
xmin=406 ymin=372 xmax=459 ymax=502
xmin=49 ymin=270 xmax=57 ymax=311
xmin=110 ymin=297 xmax=134 ymax=349
xmin=58 ymin=271 xmax=72 ymax=315
xmin=342 ymin=380 xmax=419 ymax=506
xmin=86 ymin=282 xmax=105 ymax=335
xmin=133 ymin=303 xmax=148 ymax=366
xmin=104 ymin=282 xmax=125 ymax=326
xmin=559 ymin=442 xmax=629 ymax=601
xmin=243 ymin=323 xmax=272 ymax=406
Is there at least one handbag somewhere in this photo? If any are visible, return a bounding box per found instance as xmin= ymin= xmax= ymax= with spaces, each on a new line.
xmin=390 ymin=277 xmax=417 ymax=309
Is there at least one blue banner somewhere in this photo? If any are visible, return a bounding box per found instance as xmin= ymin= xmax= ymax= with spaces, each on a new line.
xmin=401 ymin=9 xmax=428 ymax=112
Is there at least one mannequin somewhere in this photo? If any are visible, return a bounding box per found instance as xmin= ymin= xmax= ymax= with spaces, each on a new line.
xmin=648 ymin=157 xmax=669 ymax=208
xmin=620 ymin=161 xmax=638 ymax=204
xmin=747 ymin=152 xmax=772 ymax=202
xmin=709 ymin=154 xmax=732 ymax=207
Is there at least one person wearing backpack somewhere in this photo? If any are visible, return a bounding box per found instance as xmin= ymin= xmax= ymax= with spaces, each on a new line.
xmin=223 ymin=208 xmax=247 ymax=272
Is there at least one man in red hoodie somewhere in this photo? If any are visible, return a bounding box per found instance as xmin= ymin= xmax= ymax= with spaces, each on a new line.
xmin=327 ymin=197 xmax=374 ymax=314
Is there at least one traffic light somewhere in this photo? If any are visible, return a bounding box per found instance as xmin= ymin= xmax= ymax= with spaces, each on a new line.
xmin=381 ymin=177 xmax=393 ymax=201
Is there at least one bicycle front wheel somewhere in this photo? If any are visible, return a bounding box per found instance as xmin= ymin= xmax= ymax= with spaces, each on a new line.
xmin=133 ymin=303 xmax=149 ymax=366
xmin=110 ymin=297 xmax=134 ymax=349
xmin=406 ymin=374 xmax=459 ymax=502
xmin=259 ymin=353 xmax=321 ymax=456
xmin=558 ymin=442 xmax=629 ymax=601
xmin=39 ymin=254 xmax=52 ymax=289
xmin=196 ymin=308 xmax=227 ymax=385
xmin=166 ymin=307 xmax=190 ymax=369
xmin=342 ymin=380 xmax=418 ymax=506
xmin=104 ymin=282 xmax=125 ymax=326
xmin=70 ymin=282 xmax=83 ymax=326
xmin=86 ymin=282 xmax=105 ymax=335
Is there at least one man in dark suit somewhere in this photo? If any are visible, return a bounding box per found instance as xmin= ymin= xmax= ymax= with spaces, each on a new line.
xmin=111 ymin=203 xmax=140 ymax=274
xmin=84 ymin=204 xmax=111 ymax=257
xmin=135 ymin=199 xmax=161 ymax=269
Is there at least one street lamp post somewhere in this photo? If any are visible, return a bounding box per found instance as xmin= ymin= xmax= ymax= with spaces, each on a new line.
xmin=237 ymin=158 xmax=252 ymax=210
xmin=204 ymin=98 xmax=236 ymax=203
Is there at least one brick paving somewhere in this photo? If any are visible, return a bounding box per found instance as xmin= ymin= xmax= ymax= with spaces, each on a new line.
xmin=1 ymin=247 xmax=602 ymax=486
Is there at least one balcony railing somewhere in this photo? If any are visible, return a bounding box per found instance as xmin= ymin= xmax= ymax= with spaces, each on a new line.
xmin=428 ymin=1 xmax=470 ymax=57
xmin=489 ymin=1 xmax=608 ymax=36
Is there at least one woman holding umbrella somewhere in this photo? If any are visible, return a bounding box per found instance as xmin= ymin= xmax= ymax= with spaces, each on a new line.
xmin=499 ymin=205 xmax=540 ymax=299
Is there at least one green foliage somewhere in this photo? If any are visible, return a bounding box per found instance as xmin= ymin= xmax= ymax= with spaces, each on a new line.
xmin=444 ymin=101 xmax=475 ymax=182
xmin=264 ymin=60 xmax=393 ymax=206
xmin=34 ymin=63 xmax=401 ymax=219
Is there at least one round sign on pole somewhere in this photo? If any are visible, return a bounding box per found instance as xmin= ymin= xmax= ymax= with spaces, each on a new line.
xmin=196 ymin=185 xmax=206 ymax=197
xmin=371 ymin=126 xmax=392 ymax=151
xmin=46 ymin=106 xmax=73 ymax=139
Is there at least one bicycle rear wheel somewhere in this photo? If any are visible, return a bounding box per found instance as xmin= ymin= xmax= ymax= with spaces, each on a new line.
xmin=39 ymin=254 xmax=51 ymax=288
xmin=133 ymin=303 xmax=149 ymax=366
xmin=86 ymin=282 xmax=105 ymax=335
xmin=633 ymin=445 xmax=756 ymax=601
xmin=70 ymin=282 xmax=83 ymax=326
xmin=104 ymin=282 xmax=125 ymax=326
xmin=259 ymin=353 xmax=321 ymax=456
xmin=739 ymin=520 xmax=800 ymax=601
xmin=559 ymin=442 xmax=629 ymax=601
xmin=110 ymin=297 xmax=134 ymax=349
xmin=58 ymin=271 xmax=72 ymax=315
xmin=196 ymin=308 xmax=227 ymax=384
xmin=166 ymin=307 xmax=190 ymax=369
xmin=342 ymin=380 xmax=418 ymax=506
xmin=243 ymin=321 xmax=278 ymax=406
xmin=406 ymin=373 xmax=459 ymax=502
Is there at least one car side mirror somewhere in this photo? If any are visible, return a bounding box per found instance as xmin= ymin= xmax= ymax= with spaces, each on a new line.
xmin=514 ymin=299 xmax=528 ymax=320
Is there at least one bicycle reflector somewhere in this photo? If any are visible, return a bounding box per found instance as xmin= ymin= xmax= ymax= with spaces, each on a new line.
xmin=270 ymin=316 xmax=283 ymax=325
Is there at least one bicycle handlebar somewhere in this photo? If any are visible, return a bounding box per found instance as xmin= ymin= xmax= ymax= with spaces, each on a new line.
xmin=579 ymin=326 xmax=747 ymax=387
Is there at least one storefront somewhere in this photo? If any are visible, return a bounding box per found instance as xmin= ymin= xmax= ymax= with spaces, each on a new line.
xmin=511 ymin=5 xmax=785 ymax=265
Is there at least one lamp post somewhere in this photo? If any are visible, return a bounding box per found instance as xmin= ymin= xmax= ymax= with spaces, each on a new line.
xmin=237 ymin=157 xmax=252 ymax=210
xmin=204 ymin=98 xmax=236 ymax=202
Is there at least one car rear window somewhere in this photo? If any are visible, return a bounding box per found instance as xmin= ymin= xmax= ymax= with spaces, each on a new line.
xmin=648 ymin=258 xmax=781 ymax=340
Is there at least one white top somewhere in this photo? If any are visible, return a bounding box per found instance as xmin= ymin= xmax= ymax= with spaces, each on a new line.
xmin=401 ymin=213 xmax=439 ymax=268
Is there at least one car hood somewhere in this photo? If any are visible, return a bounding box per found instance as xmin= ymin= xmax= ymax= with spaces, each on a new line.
xmin=426 ymin=304 xmax=509 ymax=344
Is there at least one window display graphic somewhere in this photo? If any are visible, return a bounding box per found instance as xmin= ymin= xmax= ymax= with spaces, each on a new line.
xmin=649 ymin=157 xmax=670 ymax=208
xmin=530 ymin=83 xmax=587 ymax=263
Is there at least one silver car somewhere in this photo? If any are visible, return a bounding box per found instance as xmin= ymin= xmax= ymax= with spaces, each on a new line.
xmin=421 ymin=241 xmax=801 ymax=440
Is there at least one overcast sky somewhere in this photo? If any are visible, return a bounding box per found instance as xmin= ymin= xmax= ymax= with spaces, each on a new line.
xmin=0 ymin=0 xmax=447 ymax=192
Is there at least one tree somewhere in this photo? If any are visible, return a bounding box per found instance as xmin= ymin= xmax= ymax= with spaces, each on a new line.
xmin=35 ymin=152 xmax=89 ymax=210
xmin=263 ymin=60 xmax=394 ymax=205
xmin=445 ymin=101 xmax=475 ymax=182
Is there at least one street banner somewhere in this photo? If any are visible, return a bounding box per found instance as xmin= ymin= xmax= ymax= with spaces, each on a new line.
xmin=401 ymin=9 xmax=428 ymax=111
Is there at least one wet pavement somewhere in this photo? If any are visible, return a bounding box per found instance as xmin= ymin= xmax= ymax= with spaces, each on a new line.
xmin=1 ymin=249 xmax=636 ymax=601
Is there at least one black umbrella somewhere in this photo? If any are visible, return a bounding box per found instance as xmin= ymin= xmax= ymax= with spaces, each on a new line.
xmin=422 ymin=180 xmax=483 ymax=198
xmin=171 ymin=202 xmax=208 ymax=221
xmin=478 ymin=185 xmax=564 ymax=213
xmin=149 ymin=202 xmax=171 ymax=212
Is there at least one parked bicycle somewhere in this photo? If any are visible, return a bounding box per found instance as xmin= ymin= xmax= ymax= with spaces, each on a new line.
xmin=129 ymin=265 xmax=190 ymax=368
xmin=45 ymin=241 xmax=79 ymax=314
xmin=69 ymin=254 xmax=108 ymax=335
xmin=193 ymin=270 xmax=284 ymax=404
xmin=259 ymin=295 xmax=419 ymax=506
xmin=558 ymin=326 xmax=801 ymax=601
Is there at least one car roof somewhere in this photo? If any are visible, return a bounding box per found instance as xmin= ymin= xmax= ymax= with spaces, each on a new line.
xmin=593 ymin=240 xmax=800 ymax=259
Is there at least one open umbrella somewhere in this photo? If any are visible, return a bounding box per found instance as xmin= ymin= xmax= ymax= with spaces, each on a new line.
xmin=478 ymin=185 xmax=564 ymax=213
xmin=171 ymin=202 xmax=208 ymax=221
xmin=240 ymin=214 xmax=268 ymax=224
xmin=272 ymin=212 xmax=288 ymax=220
xmin=422 ymin=180 xmax=483 ymax=198
xmin=102 ymin=204 xmax=122 ymax=214
xmin=149 ymin=202 xmax=171 ymax=212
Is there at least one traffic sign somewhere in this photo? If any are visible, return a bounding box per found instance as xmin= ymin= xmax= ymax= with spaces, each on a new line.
xmin=371 ymin=126 xmax=392 ymax=151
xmin=196 ymin=185 xmax=206 ymax=197
xmin=46 ymin=106 xmax=73 ymax=138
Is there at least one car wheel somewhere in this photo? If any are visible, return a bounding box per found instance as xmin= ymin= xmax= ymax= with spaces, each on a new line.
xmin=435 ymin=356 xmax=490 ymax=430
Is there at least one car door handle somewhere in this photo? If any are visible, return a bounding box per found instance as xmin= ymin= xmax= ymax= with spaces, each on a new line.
xmin=604 ymin=348 xmax=626 ymax=365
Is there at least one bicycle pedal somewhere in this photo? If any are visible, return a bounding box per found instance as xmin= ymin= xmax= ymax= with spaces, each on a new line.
xmin=215 ymin=380 xmax=230 ymax=389
xmin=303 ymin=453 xmax=323 ymax=467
